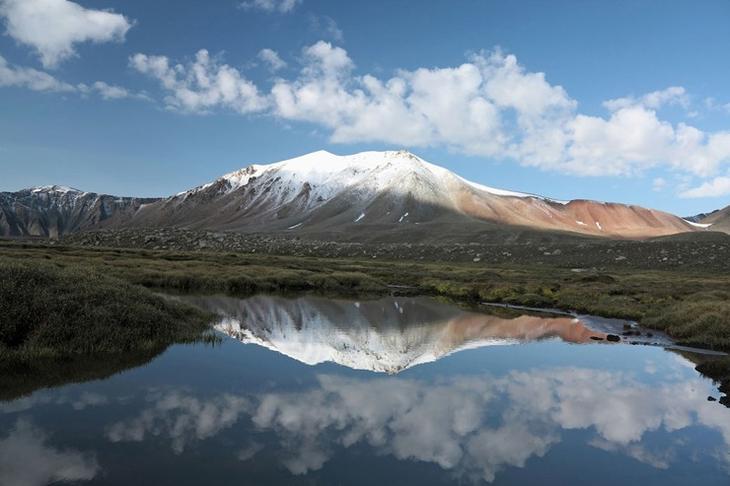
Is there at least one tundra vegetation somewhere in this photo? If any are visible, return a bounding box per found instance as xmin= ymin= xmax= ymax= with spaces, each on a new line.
xmin=0 ymin=255 xmax=216 ymax=399
xmin=0 ymin=239 xmax=728 ymax=403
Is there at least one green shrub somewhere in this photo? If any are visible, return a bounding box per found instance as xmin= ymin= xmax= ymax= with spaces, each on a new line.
xmin=0 ymin=259 xmax=214 ymax=358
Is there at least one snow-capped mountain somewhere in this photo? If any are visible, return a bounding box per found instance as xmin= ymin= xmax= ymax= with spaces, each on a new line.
xmin=183 ymin=294 xmax=605 ymax=373
xmin=126 ymin=150 xmax=697 ymax=239
xmin=2 ymin=150 xmax=702 ymax=239
xmin=0 ymin=185 xmax=158 ymax=237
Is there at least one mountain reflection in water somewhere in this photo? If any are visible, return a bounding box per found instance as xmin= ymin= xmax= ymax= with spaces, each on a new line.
xmin=183 ymin=294 xmax=608 ymax=373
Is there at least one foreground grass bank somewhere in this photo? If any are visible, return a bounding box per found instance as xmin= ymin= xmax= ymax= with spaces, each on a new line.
xmin=2 ymin=241 xmax=729 ymax=351
xmin=0 ymin=258 xmax=215 ymax=359
xmin=0 ymin=257 xmax=217 ymax=399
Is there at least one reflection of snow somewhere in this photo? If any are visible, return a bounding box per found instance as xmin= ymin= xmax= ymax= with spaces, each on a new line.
xmin=199 ymin=295 xmax=604 ymax=373
xmin=105 ymin=368 xmax=730 ymax=482
xmin=0 ymin=419 xmax=99 ymax=486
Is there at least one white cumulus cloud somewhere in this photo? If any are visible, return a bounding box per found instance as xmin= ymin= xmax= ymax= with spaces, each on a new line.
xmin=130 ymin=42 xmax=730 ymax=182
xmin=129 ymin=49 xmax=268 ymax=114
xmin=88 ymin=81 xmax=148 ymax=101
xmin=258 ymin=48 xmax=286 ymax=72
xmin=0 ymin=54 xmax=75 ymax=91
xmin=238 ymin=0 xmax=301 ymax=14
xmin=0 ymin=54 xmax=149 ymax=102
xmin=307 ymin=14 xmax=344 ymax=42
xmin=0 ymin=0 xmax=133 ymax=68
xmin=603 ymin=86 xmax=689 ymax=112
xmin=680 ymin=175 xmax=730 ymax=198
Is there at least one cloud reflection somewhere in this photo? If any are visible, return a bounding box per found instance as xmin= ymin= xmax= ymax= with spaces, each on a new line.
xmin=0 ymin=419 xmax=99 ymax=486
xmin=1 ymin=391 xmax=110 ymax=414
xmin=105 ymin=368 xmax=730 ymax=482
xmin=106 ymin=390 xmax=250 ymax=454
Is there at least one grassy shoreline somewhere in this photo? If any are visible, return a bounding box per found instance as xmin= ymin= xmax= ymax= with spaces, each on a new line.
xmin=1 ymin=240 xmax=728 ymax=404
xmin=0 ymin=255 xmax=220 ymax=400
xmin=0 ymin=257 xmax=216 ymax=365
xmin=2 ymin=241 xmax=728 ymax=351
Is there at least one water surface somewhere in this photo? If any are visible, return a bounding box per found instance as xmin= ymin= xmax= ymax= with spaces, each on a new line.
xmin=1 ymin=295 xmax=728 ymax=485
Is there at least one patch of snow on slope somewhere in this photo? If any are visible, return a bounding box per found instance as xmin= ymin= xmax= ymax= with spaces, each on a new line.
xmin=684 ymin=220 xmax=712 ymax=229
xmin=176 ymin=181 xmax=216 ymax=198
xmin=30 ymin=185 xmax=83 ymax=194
xmin=354 ymin=213 xmax=365 ymax=222
xmin=459 ymin=177 xmax=568 ymax=204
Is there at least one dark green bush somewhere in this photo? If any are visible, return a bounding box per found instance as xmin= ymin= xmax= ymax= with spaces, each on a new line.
xmin=0 ymin=259 xmax=214 ymax=358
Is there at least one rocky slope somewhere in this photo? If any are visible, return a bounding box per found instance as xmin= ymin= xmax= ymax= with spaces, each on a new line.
xmin=0 ymin=185 xmax=158 ymax=237
xmin=123 ymin=150 xmax=696 ymax=239
xmin=59 ymin=227 xmax=730 ymax=272
xmin=2 ymin=150 xmax=701 ymax=239
xmin=696 ymin=205 xmax=730 ymax=233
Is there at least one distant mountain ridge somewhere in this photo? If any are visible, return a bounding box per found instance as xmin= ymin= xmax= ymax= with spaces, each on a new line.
xmin=0 ymin=185 xmax=157 ymax=237
xmin=684 ymin=210 xmax=718 ymax=223
xmin=0 ymin=150 xmax=713 ymax=239
xmin=694 ymin=205 xmax=730 ymax=233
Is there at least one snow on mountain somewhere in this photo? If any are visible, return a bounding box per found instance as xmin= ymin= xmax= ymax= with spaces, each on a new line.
xmin=2 ymin=149 xmax=703 ymax=238
xmin=218 ymin=149 xmax=552 ymax=205
xmin=30 ymin=185 xmax=84 ymax=194
xmin=131 ymin=149 xmax=695 ymax=239
xmin=184 ymin=295 xmax=605 ymax=374
xmin=684 ymin=220 xmax=713 ymax=229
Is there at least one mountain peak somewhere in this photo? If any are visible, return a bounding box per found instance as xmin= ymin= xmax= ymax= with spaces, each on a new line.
xmin=29 ymin=185 xmax=83 ymax=194
xmin=389 ymin=148 xmax=421 ymax=160
xmin=3 ymin=150 xmax=705 ymax=239
xmin=94 ymin=149 xmax=702 ymax=239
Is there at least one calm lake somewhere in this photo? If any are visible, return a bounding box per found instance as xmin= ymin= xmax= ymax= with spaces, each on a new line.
xmin=1 ymin=295 xmax=729 ymax=485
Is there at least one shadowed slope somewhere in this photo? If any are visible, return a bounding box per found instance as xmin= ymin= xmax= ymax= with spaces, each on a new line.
xmin=699 ymin=205 xmax=730 ymax=233
xmin=0 ymin=186 xmax=158 ymax=237
xmin=122 ymin=150 xmax=696 ymax=240
xmin=1 ymin=151 xmax=698 ymax=240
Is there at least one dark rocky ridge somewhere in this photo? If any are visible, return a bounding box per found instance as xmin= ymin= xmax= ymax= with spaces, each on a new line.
xmin=0 ymin=186 xmax=158 ymax=237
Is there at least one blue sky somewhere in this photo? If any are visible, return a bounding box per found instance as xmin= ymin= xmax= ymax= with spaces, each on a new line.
xmin=1 ymin=0 xmax=730 ymax=215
